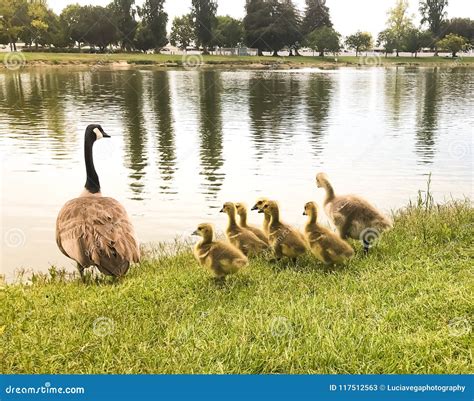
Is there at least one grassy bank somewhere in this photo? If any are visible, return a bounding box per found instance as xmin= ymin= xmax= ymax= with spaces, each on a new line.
xmin=4 ymin=52 xmax=474 ymax=68
xmin=1 ymin=198 xmax=473 ymax=374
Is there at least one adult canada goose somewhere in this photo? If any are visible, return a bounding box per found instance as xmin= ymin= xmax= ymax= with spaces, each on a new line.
xmin=261 ymin=200 xmax=307 ymax=263
xmin=303 ymin=202 xmax=354 ymax=265
xmin=250 ymin=198 xmax=271 ymax=235
xmin=192 ymin=223 xmax=248 ymax=279
xmin=220 ymin=202 xmax=268 ymax=256
xmin=316 ymin=172 xmax=393 ymax=253
xmin=235 ymin=202 xmax=269 ymax=245
xmin=56 ymin=124 xmax=140 ymax=280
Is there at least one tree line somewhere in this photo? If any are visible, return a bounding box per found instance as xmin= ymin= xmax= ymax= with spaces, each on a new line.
xmin=0 ymin=0 xmax=472 ymax=57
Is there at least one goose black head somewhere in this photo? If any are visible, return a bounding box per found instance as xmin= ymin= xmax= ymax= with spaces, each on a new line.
xmin=85 ymin=124 xmax=111 ymax=142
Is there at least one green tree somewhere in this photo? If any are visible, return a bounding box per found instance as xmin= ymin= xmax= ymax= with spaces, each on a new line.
xmin=279 ymin=0 xmax=303 ymax=56
xmin=25 ymin=0 xmax=49 ymax=49
xmin=211 ymin=16 xmax=243 ymax=49
xmin=302 ymin=0 xmax=332 ymax=36
xmin=45 ymin=8 xmax=70 ymax=48
xmin=437 ymin=33 xmax=467 ymax=57
xmin=170 ymin=14 xmax=195 ymax=50
xmin=386 ymin=0 xmax=414 ymax=56
xmin=243 ymin=0 xmax=272 ymax=56
xmin=112 ymin=0 xmax=137 ymax=50
xmin=243 ymin=0 xmax=305 ymax=57
xmin=261 ymin=0 xmax=301 ymax=57
xmin=83 ymin=5 xmax=118 ymax=52
xmin=305 ymin=26 xmax=340 ymax=56
xmin=377 ymin=29 xmax=397 ymax=57
xmin=345 ymin=31 xmax=373 ymax=56
xmin=60 ymin=4 xmax=88 ymax=50
xmin=134 ymin=21 xmax=154 ymax=52
xmin=404 ymin=28 xmax=433 ymax=56
xmin=136 ymin=0 xmax=168 ymax=51
xmin=191 ymin=0 xmax=217 ymax=54
xmin=419 ymin=0 xmax=448 ymax=52
xmin=0 ymin=0 xmax=27 ymax=50
xmin=444 ymin=18 xmax=474 ymax=45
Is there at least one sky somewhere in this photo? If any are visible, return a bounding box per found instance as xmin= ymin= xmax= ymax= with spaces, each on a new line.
xmin=50 ymin=0 xmax=474 ymax=38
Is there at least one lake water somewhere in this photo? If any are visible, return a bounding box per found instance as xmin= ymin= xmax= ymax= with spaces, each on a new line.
xmin=0 ymin=66 xmax=472 ymax=280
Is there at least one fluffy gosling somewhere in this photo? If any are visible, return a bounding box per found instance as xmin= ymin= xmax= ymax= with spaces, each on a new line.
xmin=235 ymin=202 xmax=269 ymax=245
xmin=316 ymin=172 xmax=393 ymax=253
xmin=220 ymin=202 xmax=268 ymax=256
xmin=261 ymin=200 xmax=307 ymax=263
xmin=303 ymin=202 xmax=354 ymax=265
xmin=192 ymin=223 xmax=248 ymax=279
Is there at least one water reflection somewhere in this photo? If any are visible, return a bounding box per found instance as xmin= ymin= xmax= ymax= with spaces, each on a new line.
xmin=1 ymin=66 xmax=473 ymax=279
xmin=152 ymin=71 xmax=177 ymax=194
xmin=248 ymin=74 xmax=291 ymax=160
xmin=122 ymin=70 xmax=148 ymax=199
xmin=198 ymin=71 xmax=224 ymax=200
xmin=415 ymin=69 xmax=440 ymax=164
xmin=305 ymin=74 xmax=333 ymax=155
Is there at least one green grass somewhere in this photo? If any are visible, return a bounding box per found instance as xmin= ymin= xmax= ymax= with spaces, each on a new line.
xmin=1 ymin=197 xmax=473 ymax=374
xmin=8 ymin=52 xmax=474 ymax=68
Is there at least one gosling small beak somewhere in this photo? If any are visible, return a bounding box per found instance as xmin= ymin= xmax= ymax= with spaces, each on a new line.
xmin=251 ymin=205 xmax=258 ymax=211
xmin=191 ymin=230 xmax=199 ymax=236
xmin=303 ymin=211 xmax=307 ymax=216
xmin=219 ymin=208 xmax=225 ymax=213
xmin=103 ymin=132 xmax=111 ymax=138
xmin=258 ymin=209 xmax=264 ymax=214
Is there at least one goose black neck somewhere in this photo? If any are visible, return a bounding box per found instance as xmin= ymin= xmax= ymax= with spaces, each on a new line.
xmin=84 ymin=135 xmax=100 ymax=194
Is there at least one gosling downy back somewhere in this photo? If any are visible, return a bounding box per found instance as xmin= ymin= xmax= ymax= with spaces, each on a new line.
xmin=262 ymin=200 xmax=307 ymax=261
xmin=303 ymin=201 xmax=354 ymax=264
xmin=192 ymin=223 xmax=248 ymax=278
xmin=220 ymin=202 xmax=268 ymax=256
xmin=235 ymin=202 xmax=269 ymax=245
xmin=316 ymin=172 xmax=393 ymax=243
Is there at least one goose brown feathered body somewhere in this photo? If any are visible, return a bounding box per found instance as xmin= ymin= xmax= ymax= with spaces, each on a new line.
xmin=56 ymin=125 xmax=140 ymax=278
xmin=56 ymin=196 xmax=140 ymax=277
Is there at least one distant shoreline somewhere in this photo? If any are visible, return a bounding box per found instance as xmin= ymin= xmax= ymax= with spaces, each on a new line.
xmin=2 ymin=52 xmax=474 ymax=70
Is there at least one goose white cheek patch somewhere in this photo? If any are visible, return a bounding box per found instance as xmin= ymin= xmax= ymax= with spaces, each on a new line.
xmin=93 ymin=127 xmax=104 ymax=140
